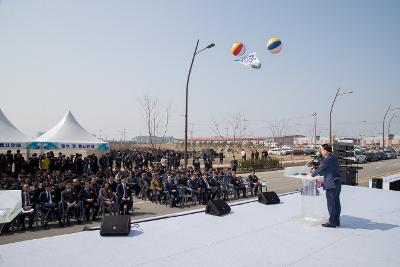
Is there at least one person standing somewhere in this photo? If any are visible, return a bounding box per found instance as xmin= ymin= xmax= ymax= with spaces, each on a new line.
xmin=311 ymin=144 xmax=344 ymax=228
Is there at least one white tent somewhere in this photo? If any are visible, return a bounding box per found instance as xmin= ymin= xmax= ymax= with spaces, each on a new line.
xmin=0 ymin=108 xmax=29 ymax=149
xmin=32 ymin=110 xmax=109 ymax=151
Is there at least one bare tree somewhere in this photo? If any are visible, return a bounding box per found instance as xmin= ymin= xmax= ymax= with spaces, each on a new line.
xmin=210 ymin=114 xmax=225 ymax=138
xmin=270 ymin=119 xmax=288 ymax=146
xmin=229 ymin=113 xmax=244 ymax=155
xmin=139 ymin=95 xmax=171 ymax=153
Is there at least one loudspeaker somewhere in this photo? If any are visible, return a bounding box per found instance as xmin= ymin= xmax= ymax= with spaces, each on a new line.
xmin=372 ymin=178 xmax=383 ymax=189
xmin=100 ymin=215 xmax=131 ymax=236
xmin=258 ymin=191 xmax=280 ymax=205
xmin=205 ymin=199 xmax=231 ymax=216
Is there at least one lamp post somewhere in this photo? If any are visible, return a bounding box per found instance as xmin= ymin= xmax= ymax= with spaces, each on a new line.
xmin=184 ymin=40 xmax=215 ymax=170
xmin=312 ymin=112 xmax=317 ymax=148
xmin=382 ymin=106 xmax=400 ymax=148
xmin=329 ymin=88 xmax=353 ymax=144
xmin=357 ymin=120 xmax=367 ymax=146
xmin=388 ymin=113 xmax=400 ymax=146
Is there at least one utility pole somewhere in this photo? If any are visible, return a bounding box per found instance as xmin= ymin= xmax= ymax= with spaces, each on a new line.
xmin=243 ymin=118 xmax=245 ymax=138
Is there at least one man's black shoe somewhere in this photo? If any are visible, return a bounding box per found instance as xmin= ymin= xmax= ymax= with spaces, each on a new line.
xmin=321 ymin=223 xmax=336 ymax=228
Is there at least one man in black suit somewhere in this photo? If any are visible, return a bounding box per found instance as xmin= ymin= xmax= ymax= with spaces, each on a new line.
xmin=107 ymin=176 xmax=118 ymax=192
xmin=163 ymin=175 xmax=179 ymax=208
xmin=39 ymin=185 xmax=63 ymax=229
xmin=231 ymin=172 xmax=246 ymax=198
xmin=116 ymin=177 xmax=133 ymax=215
xmin=79 ymin=181 xmax=99 ymax=221
xmin=61 ymin=182 xmax=82 ymax=225
xmin=20 ymin=184 xmax=36 ymax=230
xmin=247 ymin=170 xmax=261 ymax=196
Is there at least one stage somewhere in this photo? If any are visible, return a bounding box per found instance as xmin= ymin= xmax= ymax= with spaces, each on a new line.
xmin=1 ymin=186 xmax=399 ymax=267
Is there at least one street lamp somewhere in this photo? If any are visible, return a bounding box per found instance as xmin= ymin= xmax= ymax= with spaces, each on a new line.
xmin=356 ymin=120 xmax=367 ymax=146
xmin=329 ymin=88 xmax=353 ymax=144
xmin=312 ymin=112 xmax=317 ymax=148
xmin=184 ymin=40 xmax=215 ymax=170
xmin=388 ymin=113 xmax=400 ymax=146
xmin=382 ymin=105 xmax=400 ymax=148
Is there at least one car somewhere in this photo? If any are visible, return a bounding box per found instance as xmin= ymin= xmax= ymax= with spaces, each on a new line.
xmin=303 ymin=147 xmax=316 ymax=155
xmin=375 ymin=151 xmax=388 ymax=160
xmin=365 ymin=151 xmax=379 ymax=162
xmin=348 ymin=150 xmax=366 ymax=164
xmin=383 ymin=148 xmax=398 ymax=159
xmin=268 ymin=147 xmax=290 ymax=156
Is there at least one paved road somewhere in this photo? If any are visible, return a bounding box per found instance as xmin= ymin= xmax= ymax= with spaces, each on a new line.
xmin=1 ymin=158 xmax=400 ymax=245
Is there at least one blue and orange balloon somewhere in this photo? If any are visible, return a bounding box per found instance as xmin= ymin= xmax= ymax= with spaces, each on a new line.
xmin=231 ymin=42 xmax=246 ymax=57
xmin=266 ymin=38 xmax=282 ymax=54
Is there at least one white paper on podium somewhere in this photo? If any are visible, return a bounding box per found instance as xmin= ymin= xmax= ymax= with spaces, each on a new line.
xmin=0 ymin=190 xmax=22 ymax=223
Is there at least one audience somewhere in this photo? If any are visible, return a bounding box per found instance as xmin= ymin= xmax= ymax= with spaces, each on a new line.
xmin=0 ymin=149 xmax=266 ymax=234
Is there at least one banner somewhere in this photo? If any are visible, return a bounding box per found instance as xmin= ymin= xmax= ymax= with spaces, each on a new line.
xmin=234 ymin=52 xmax=262 ymax=69
xmin=27 ymin=142 xmax=109 ymax=151
xmin=0 ymin=142 xmax=25 ymax=149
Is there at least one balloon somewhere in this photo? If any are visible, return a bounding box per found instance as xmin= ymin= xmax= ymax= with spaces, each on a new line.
xmin=231 ymin=42 xmax=246 ymax=56
xmin=266 ymin=38 xmax=282 ymax=54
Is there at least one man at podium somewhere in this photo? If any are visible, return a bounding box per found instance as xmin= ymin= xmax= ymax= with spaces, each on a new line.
xmin=311 ymin=144 xmax=344 ymax=228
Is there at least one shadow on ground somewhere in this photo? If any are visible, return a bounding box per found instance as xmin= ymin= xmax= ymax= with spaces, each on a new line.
xmin=341 ymin=215 xmax=399 ymax=231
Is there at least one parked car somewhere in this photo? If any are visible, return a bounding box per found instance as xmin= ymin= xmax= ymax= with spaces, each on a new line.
xmin=365 ymin=151 xmax=379 ymax=162
xmin=348 ymin=150 xmax=366 ymax=164
xmin=375 ymin=151 xmax=388 ymax=160
xmin=303 ymin=147 xmax=316 ymax=155
xmin=268 ymin=147 xmax=290 ymax=156
xmin=384 ymin=148 xmax=398 ymax=159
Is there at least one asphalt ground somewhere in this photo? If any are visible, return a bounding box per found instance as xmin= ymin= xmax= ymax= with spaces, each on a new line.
xmin=1 ymin=158 xmax=400 ymax=245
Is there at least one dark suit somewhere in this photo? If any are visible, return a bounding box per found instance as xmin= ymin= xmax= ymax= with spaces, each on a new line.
xmin=20 ymin=192 xmax=36 ymax=229
xmin=247 ymin=174 xmax=260 ymax=195
xmin=39 ymin=191 xmax=62 ymax=225
xmin=79 ymin=187 xmax=99 ymax=220
xmin=312 ymin=154 xmax=343 ymax=226
xmin=61 ymin=189 xmax=82 ymax=222
xmin=116 ymin=183 xmax=133 ymax=214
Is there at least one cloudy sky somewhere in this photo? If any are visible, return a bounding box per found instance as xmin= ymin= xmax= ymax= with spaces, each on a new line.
xmin=1 ymin=0 xmax=399 ymax=140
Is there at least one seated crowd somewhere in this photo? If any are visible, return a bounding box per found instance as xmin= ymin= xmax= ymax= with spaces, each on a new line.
xmin=0 ymin=149 xmax=264 ymax=233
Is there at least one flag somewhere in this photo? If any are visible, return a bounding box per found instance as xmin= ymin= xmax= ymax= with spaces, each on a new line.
xmin=234 ymin=52 xmax=262 ymax=69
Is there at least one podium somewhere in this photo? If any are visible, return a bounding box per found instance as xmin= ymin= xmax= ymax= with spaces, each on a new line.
xmin=284 ymin=166 xmax=327 ymax=225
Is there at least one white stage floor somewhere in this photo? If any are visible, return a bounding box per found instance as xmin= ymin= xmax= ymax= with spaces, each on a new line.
xmin=1 ymin=186 xmax=400 ymax=267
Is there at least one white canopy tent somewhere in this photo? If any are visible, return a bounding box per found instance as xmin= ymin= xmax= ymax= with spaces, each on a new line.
xmin=0 ymin=108 xmax=29 ymax=150
xmin=31 ymin=110 xmax=109 ymax=151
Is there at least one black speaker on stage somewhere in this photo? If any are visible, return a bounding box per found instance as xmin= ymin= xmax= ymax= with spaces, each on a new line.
xmin=258 ymin=192 xmax=280 ymax=205
xmin=205 ymin=199 xmax=231 ymax=216
xmin=371 ymin=178 xmax=383 ymax=189
xmin=100 ymin=215 xmax=131 ymax=236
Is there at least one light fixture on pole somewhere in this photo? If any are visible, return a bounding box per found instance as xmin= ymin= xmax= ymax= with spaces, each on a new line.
xmin=312 ymin=112 xmax=317 ymax=148
xmin=329 ymin=88 xmax=353 ymax=144
xmin=184 ymin=40 xmax=215 ymax=170
xmin=382 ymin=106 xmax=400 ymax=148
xmin=388 ymin=113 xmax=400 ymax=146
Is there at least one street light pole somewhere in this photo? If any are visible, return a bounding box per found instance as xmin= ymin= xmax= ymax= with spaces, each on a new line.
xmin=382 ymin=105 xmax=391 ymax=148
xmin=184 ymin=40 xmax=215 ymax=170
xmin=329 ymin=88 xmax=340 ymax=145
xmin=388 ymin=113 xmax=399 ymax=146
xmin=329 ymin=88 xmax=353 ymax=145
xmin=312 ymin=112 xmax=317 ymax=148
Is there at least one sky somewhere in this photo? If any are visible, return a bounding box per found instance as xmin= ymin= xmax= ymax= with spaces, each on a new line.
xmin=1 ymin=0 xmax=400 ymax=140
